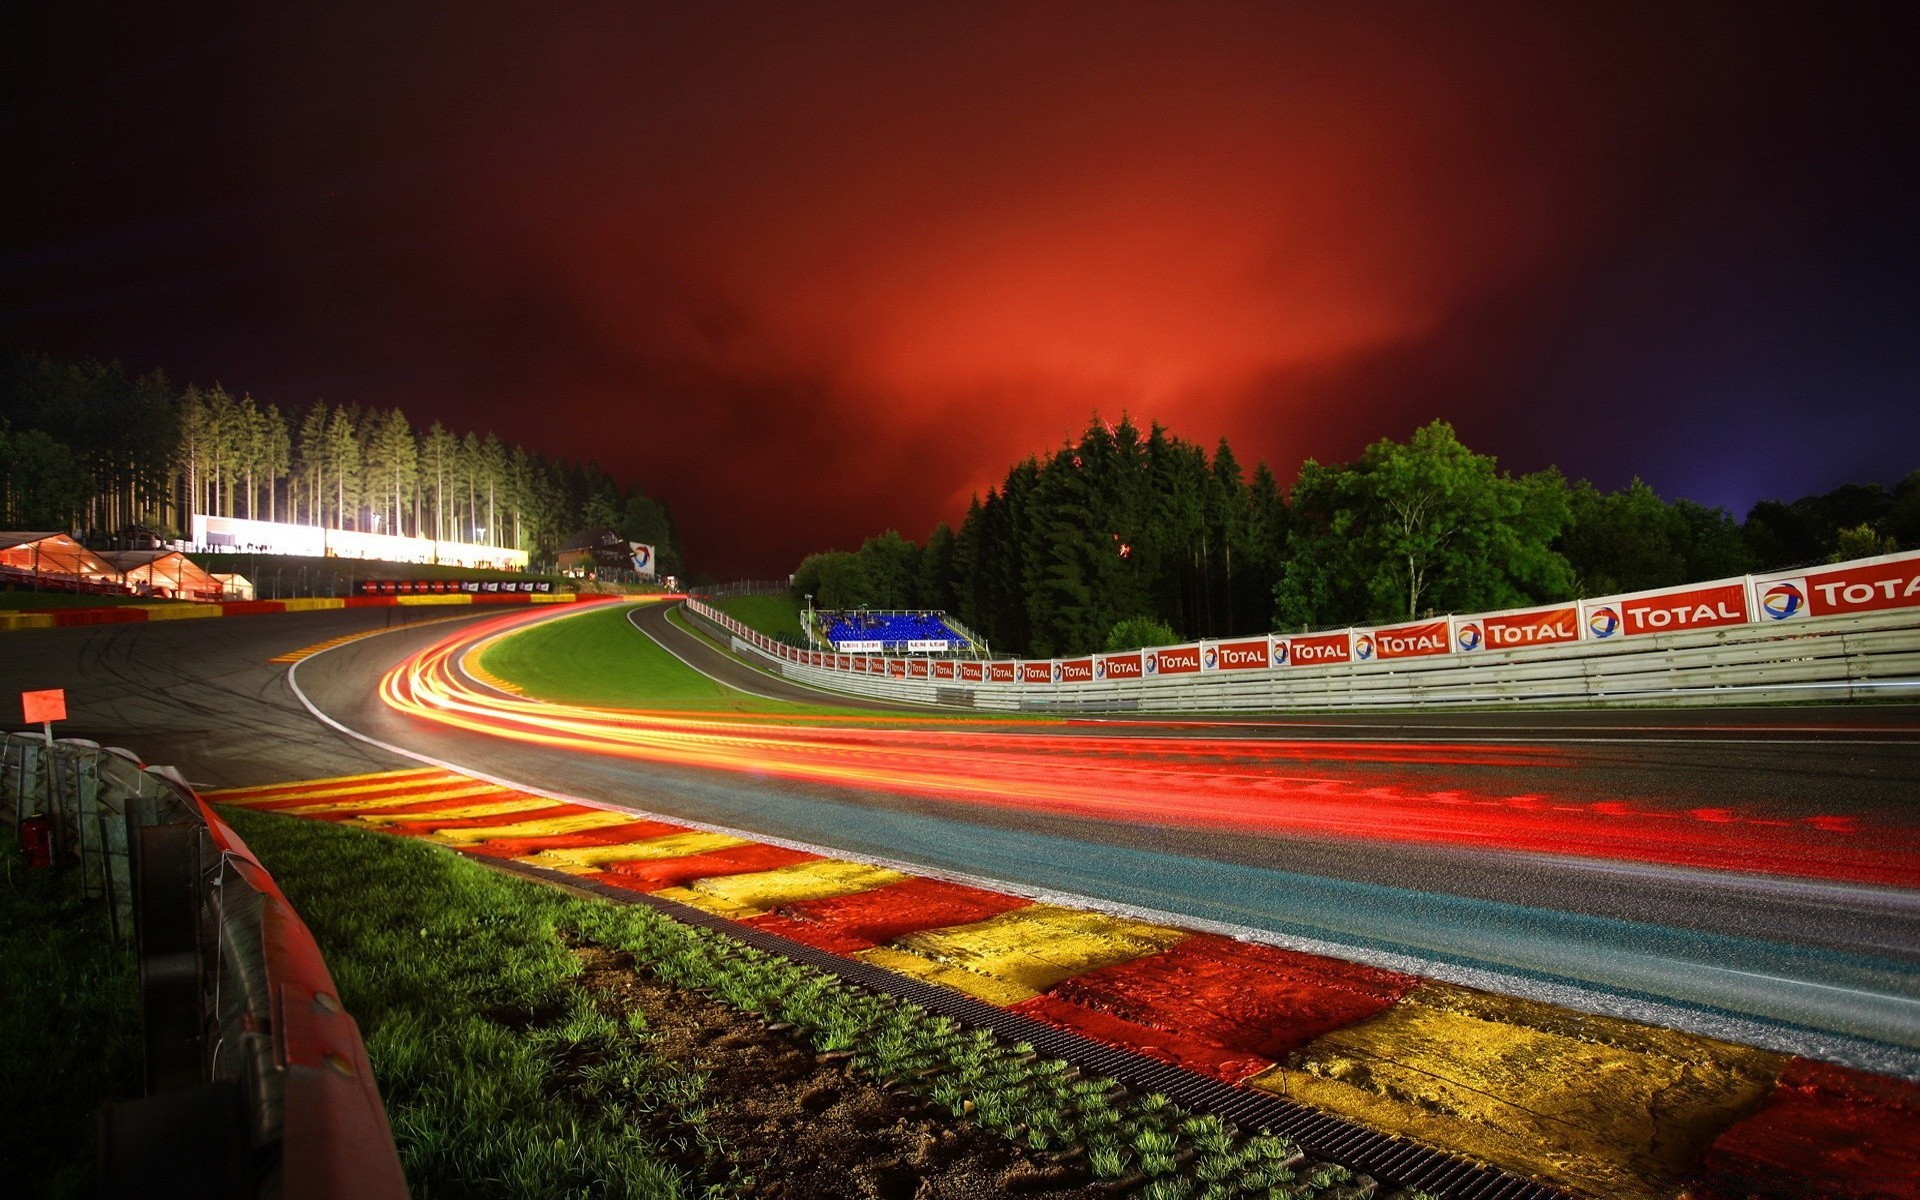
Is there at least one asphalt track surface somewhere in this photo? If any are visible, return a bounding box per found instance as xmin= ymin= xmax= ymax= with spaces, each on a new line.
xmin=7 ymin=602 xmax=1920 ymax=1076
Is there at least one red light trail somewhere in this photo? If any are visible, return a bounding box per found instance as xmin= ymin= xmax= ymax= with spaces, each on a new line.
xmin=378 ymin=611 xmax=1920 ymax=890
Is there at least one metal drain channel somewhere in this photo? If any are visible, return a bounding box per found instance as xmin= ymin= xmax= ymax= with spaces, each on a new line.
xmin=504 ymin=859 xmax=1571 ymax=1200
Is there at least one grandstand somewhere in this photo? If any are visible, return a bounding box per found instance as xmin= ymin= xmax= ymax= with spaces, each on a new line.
xmin=815 ymin=609 xmax=986 ymax=656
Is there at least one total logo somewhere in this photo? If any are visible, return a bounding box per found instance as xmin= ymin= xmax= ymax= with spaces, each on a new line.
xmin=1456 ymin=621 xmax=1483 ymax=652
xmin=1050 ymin=662 xmax=1063 ymax=682
xmin=1353 ymin=633 xmax=1375 ymax=661
xmin=1271 ymin=639 xmax=1290 ymax=665
xmin=1202 ymin=646 xmax=1219 ymax=670
xmin=1760 ymin=580 xmax=1805 ymax=620
xmin=1094 ymin=659 xmax=1107 ymax=680
xmin=1588 ymin=606 xmax=1621 ymax=638
xmin=1144 ymin=654 xmax=1159 ymax=675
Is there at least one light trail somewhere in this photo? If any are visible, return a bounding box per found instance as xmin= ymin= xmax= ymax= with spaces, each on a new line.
xmin=377 ymin=610 xmax=1920 ymax=890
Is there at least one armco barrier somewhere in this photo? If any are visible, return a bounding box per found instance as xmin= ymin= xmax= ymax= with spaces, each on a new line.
xmin=0 ymin=588 xmax=589 ymax=633
xmin=688 ymin=549 xmax=1920 ymax=711
xmin=1 ymin=734 xmax=409 ymax=1198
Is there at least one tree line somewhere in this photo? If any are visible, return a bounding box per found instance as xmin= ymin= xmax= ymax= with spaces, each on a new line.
xmin=792 ymin=416 xmax=1920 ymax=657
xmin=0 ymin=353 xmax=680 ymax=572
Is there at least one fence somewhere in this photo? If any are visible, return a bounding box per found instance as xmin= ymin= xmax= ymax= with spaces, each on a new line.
xmin=685 ymin=549 xmax=1920 ymax=712
xmin=2 ymin=734 xmax=408 ymax=1199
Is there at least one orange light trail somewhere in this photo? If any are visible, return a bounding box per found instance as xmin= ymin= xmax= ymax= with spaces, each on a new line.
xmin=375 ymin=611 xmax=1920 ymax=889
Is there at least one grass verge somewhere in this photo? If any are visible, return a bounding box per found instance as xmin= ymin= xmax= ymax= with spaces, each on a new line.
xmin=0 ymin=857 xmax=141 ymax=1199
xmin=480 ymin=602 xmax=940 ymax=718
xmin=711 ymin=594 xmax=803 ymax=642
xmin=224 ymin=806 xmax=1422 ymax=1200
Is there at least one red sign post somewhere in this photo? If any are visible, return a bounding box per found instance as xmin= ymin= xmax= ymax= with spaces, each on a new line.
xmin=22 ymin=688 xmax=65 ymax=747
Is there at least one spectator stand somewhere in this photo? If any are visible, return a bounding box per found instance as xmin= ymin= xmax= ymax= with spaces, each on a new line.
xmin=818 ymin=609 xmax=988 ymax=657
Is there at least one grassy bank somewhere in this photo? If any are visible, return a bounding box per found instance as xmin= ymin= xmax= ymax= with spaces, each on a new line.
xmin=477 ymin=602 xmax=795 ymax=711
xmin=479 ymin=602 xmax=906 ymax=717
xmin=223 ymin=806 xmax=1389 ymax=1200
xmin=0 ymin=859 xmax=141 ymax=1198
xmin=712 ymin=594 xmax=803 ymax=642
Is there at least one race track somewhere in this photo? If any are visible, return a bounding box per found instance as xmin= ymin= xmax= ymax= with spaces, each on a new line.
xmin=7 ymin=601 xmax=1920 ymax=1074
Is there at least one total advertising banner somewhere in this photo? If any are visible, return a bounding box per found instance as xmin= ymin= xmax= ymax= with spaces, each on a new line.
xmin=1020 ymin=662 xmax=1052 ymax=684
xmin=988 ymin=662 xmax=1017 ymax=683
xmin=1281 ymin=631 xmax=1352 ymax=667
xmin=1207 ymin=638 xmax=1273 ymax=671
xmin=933 ymin=661 xmax=956 ymax=680
xmin=1357 ymin=619 xmax=1451 ymax=661
xmin=959 ymin=661 xmax=986 ymax=682
xmin=887 ymin=659 xmax=907 ymax=678
xmin=908 ymin=660 xmax=930 ymax=678
xmin=1584 ymin=580 xmax=1750 ymax=640
xmin=1454 ymin=603 xmax=1580 ymax=652
xmin=1753 ymin=551 xmax=1920 ymax=622
xmin=1057 ymin=657 xmax=1095 ymax=683
xmin=1097 ymin=652 xmax=1143 ymax=681
xmin=1148 ymin=645 xmax=1203 ymax=676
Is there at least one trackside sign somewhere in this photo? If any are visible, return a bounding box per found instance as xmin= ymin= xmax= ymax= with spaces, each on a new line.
xmin=1150 ymin=645 xmax=1203 ymax=675
xmin=1369 ymin=619 xmax=1451 ymax=660
xmin=1057 ymin=657 xmax=1095 ymax=683
xmin=1097 ymin=653 xmax=1143 ymax=680
xmin=1754 ymin=552 xmax=1920 ymax=621
xmin=1456 ymin=604 xmax=1579 ymax=652
xmin=1283 ymin=632 xmax=1352 ymax=666
xmin=1618 ymin=581 xmax=1749 ymax=636
xmin=1210 ymin=639 xmax=1272 ymax=671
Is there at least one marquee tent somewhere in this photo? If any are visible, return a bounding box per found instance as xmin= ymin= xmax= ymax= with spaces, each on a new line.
xmin=0 ymin=532 xmax=126 ymax=596
xmin=98 ymin=549 xmax=223 ymax=600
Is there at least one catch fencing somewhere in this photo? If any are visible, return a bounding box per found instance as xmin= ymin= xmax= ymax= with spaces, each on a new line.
xmin=688 ymin=549 xmax=1920 ymax=711
xmin=2 ymin=734 xmax=408 ymax=1199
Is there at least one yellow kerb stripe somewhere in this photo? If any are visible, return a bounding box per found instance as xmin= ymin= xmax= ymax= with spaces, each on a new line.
xmin=855 ymin=905 xmax=1187 ymax=1005
xmin=656 ymin=860 xmax=909 ymax=919
xmin=522 ymin=831 xmax=749 ymax=874
xmin=352 ymin=797 xmax=563 ymax=825
xmin=139 ymin=604 xmax=222 ymax=620
xmin=204 ymin=768 xmax=452 ymax=803
xmin=278 ymin=783 xmax=509 ymax=814
xmin=423 ymin=810 xmax=635 ymax=846
xmin=1245 ymin=981 xmax=1785 ymax=1200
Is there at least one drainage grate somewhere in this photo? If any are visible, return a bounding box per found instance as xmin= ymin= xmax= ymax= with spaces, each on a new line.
xmin=508 ymin=859 xmax=1571 ymax=1200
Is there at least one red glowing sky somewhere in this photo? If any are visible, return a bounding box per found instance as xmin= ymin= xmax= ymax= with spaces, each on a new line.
xmin=5 ymin=3 xmax=1915 ymax=575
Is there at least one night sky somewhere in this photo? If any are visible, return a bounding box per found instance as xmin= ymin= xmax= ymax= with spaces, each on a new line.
xmin=4 ymin=2 xmax=1915 ymax=577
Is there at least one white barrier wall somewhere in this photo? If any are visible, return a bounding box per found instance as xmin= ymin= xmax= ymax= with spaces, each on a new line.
xmin=189 ymin=513 xmax=529 ymax=570
xmin=688 ymin=550 xmax=1920 ymax=711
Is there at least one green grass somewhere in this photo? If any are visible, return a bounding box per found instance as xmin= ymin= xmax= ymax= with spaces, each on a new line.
xmin=0 ymin=589 xmax=195 ymax=610
xmin=711 ymin=594 xmax=803 ymax=641
xmin=221 ymin=807 xmax=715 ymax=1199
xmin=480 ymin=602 xmax=931 ymax=718
xmin=222 ymin=807 xmax=1374 ymax=1200
xmin=0 ymin=857 xmax=141 ymax=1198
xmin=480 ymin=603 xmax=795 ymax=712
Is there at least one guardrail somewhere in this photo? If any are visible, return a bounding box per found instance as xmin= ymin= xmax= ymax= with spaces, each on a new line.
xmin=2 ymin=734 xmax=409 ymax=1199
xmin=686 ymin=549 xmax=1920 ymax=711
